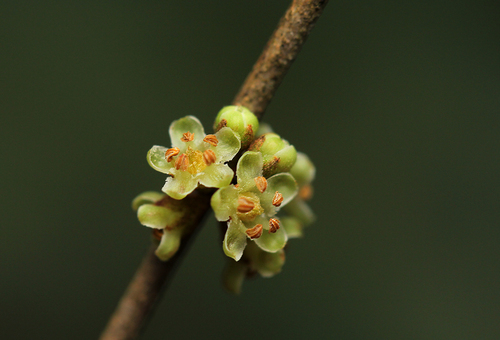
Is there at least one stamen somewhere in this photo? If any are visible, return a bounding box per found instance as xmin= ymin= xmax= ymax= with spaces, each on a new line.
xmin=246 ymin=224 xmax=263 ymax=239
xmin=254 ymin=176 xmax=267 ymax=193
xmin=269 ymin=218 xmax=280 ymax=233
xmin=174 ymin=153 xmax=189 ymax=171
xmin=203 ymin=134 xmax=218 ymax=146
xmin=237 ymin=196 xmax=255 ymax=213
xmin=164 ymin=147 xmax=180 ymax=162
xmin=203 ymin=149 xmax=216 ymax=165
xmin=180 ymin=131 xmax=194 ymax=142
xmin=272 ymin=191 xmax=284 ymax=207
xmin=299 ymin=185 xmax=313 ymax=200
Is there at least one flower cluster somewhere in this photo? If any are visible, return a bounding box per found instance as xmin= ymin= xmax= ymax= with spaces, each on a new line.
xmin=211 ymin=151 xmax=297 ymax=261
xmin=133 ymin=105 xmax=316 ymax=292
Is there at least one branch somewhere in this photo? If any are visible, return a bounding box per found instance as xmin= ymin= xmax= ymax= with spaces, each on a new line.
xmin=233 ymin=0 xmax=329 ymax=118
xmin=99 ymin=1 xmax=328 ymax=339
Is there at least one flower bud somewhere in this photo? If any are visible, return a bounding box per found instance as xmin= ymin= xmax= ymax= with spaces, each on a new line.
xmin=254 ymin=249 xmax=286 ymax=278
xmin=248 ymin=133 xmax=297 ymax=177
xmin=245 ymin=242 xmax=286 ymax=278
xmin=281 ymin=216 xmax=304 ymax=239
xmin=213 ymin=106 xmax=259 ymax=149
xmin=290 ymin=152 xmax=315 ymax=188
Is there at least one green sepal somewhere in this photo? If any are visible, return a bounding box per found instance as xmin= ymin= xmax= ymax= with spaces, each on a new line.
xmin=137 ymin=204 xmax=183 ymax=229
xmin=132 ymin=191 xmax=166 ymax=211
xmin=272 ymin=145 xmax=297 ymax=174
xmin=290 ymin=152 xmax=316 ymax=187
xmin=248 ymin=133 xmax=297 ymax=177
xmin=155 ymin=228 xmax=182 ymax=261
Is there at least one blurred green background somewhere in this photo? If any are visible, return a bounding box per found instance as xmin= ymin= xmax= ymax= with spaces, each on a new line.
xmin=1 ymin=1 xmax=499 ymax=339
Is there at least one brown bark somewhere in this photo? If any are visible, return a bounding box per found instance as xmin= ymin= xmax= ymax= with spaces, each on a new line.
xmin=233 ymin=0 xmax=329 ymax=118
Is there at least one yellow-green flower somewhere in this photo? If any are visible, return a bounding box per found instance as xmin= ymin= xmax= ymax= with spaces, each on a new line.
xmin=211 ymin=151 xmax=298 ymax=261
xmin=147 ymin=116 xmax=241 ymax=200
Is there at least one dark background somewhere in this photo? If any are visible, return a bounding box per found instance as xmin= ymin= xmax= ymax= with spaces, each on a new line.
xmin=1 ymin=1 xmax=499 ymax=339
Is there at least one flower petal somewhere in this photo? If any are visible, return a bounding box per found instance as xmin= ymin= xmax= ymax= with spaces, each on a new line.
xmin=213 ymin=127 xmax=241 ymax=163
xmin=155 ymin=228 xmax=182 ymax=261
xmin=169 ymin=115 xmax=205 ymax=148
xmin=236 ymin=151 xmax=263 ymax=191
xmin=161 ymin=170 xmax=198 ymax=200
xmin=254 ymin=222 xmax=288 ymax=253
xmin=147 ymin=145 xmax=174 ymax=174
xmin=223 ymin=219 xmax=248 ymax=261
xmin=198 ymin=163 xmax=234 ymax=189
xmin=260 ymin=172 xmax=298 ymax=215
xmin=211 ymin=185 xmax=238 ymax=221
xmin=132 ymin=191 xmax=165 ymax=211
